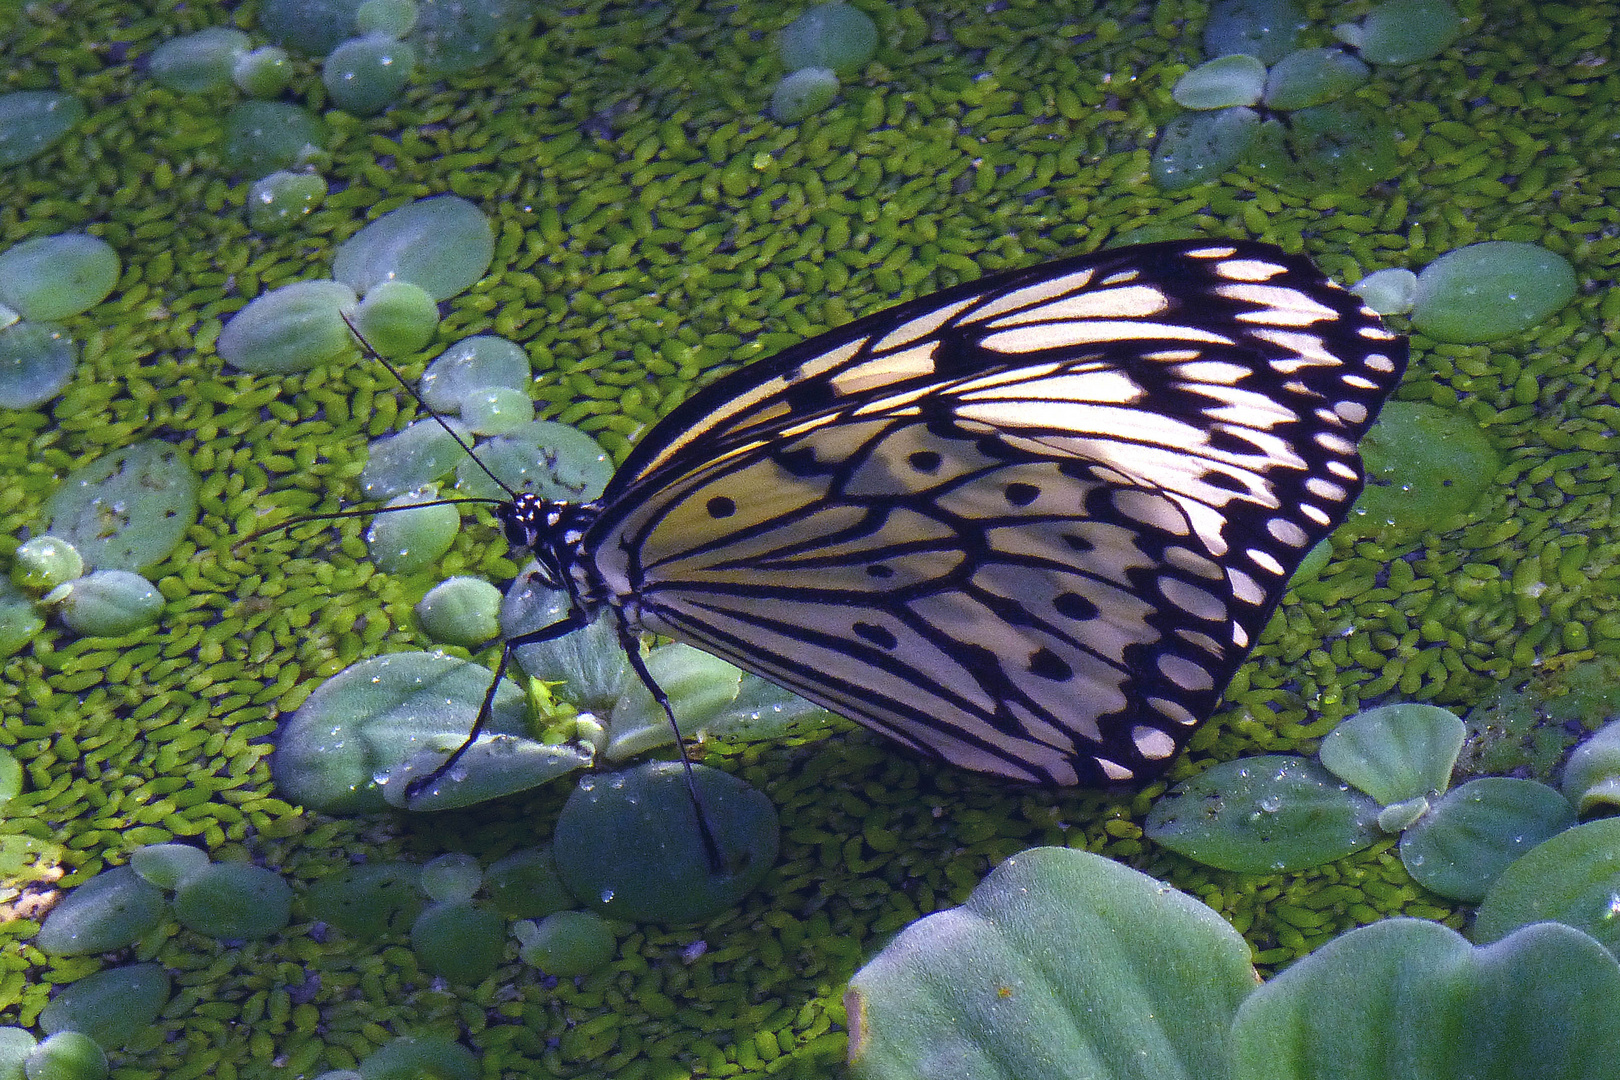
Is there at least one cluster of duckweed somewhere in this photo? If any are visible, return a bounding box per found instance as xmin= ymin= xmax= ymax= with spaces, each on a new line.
xmin=2 ymin=0 xmax=1619 ymax=1073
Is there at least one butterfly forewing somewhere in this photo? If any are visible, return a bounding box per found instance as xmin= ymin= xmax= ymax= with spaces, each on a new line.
xmin=579 ymin=241 xmax=1406 ymax=785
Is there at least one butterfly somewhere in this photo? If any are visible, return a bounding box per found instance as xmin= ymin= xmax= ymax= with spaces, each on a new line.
xmin=423 ymin=238 xmax=1406 ymax=792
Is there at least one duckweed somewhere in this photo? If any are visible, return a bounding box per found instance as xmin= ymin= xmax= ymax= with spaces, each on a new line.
xmin=0 ymin=0 xmax=1609 ymax=1074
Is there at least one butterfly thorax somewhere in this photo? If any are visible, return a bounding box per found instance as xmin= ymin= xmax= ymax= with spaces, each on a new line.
xmin=498 ymin=493 xmax=605 ymax=607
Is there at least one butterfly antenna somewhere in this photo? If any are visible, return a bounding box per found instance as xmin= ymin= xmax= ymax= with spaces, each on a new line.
xmin=616 ymin=622 xmax=726 ymax=875
xmin=232 ymin=497 xmax=509 ymax=555
xmin=339 ymin=313 xmax=523 ymax=502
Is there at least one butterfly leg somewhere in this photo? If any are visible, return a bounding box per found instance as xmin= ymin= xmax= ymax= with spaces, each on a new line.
xmin=403 ymin=608 xmax=590 ymax=801
xmin=613 ymin=619 xmax=726 ymax=875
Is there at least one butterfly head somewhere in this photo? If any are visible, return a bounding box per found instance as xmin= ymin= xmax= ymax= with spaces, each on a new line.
xmin=498 ymin=493 xmax=598 ymax=592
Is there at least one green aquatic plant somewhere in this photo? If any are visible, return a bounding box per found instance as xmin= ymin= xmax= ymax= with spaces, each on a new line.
xmin=1172 ymin=55 xmax=1266 ymax=109
xmin=147 ymin=28 xmax=253 ymax=94
xmin=0 ymin=90 xmax=85 ymax=167
xmin=0 ymin=321 xmax=77 ymax=410
xmin=246 ymin=170 xmax=328 ymax=232
xmin=0 ymin=234 xmax=120 ymax=323
xmin=9 ymin=535 xmax=82 ymax=592
xmin=331 ymin=195 xmax=493 ymax=301
xmin=410 ymin=897 xmax=506 ymax=983
xmin=48 ymin=569 xmax=163 ymax=636
xmin=222 ymin=100 xmax=329 ymax=179
xmin=1343 ymin=400 xmax=1501 ymax=542
xmin=37 ymin=965 xmax=170 ymax=1052
xmin=414 ymin=575 xmax=502 ymax=648
xmin=551 ymin=761 xmax=779 ymax=924
xmin=1410 ymin=241 xmax=1578 ymax=344
xmin=514 ymin=909 xmax=617 ymax=977
xmin=778 ymin=3 xmax=878 ymax=75
xmin=850 ymin=847 xmax=1620 ymax=1080
xmin=42 ymin=440 xmax=199 ymax=573
xmin=322 ymin=34 xmax=418 ymax=117
xmin=365 ymin=485 xmax=461 ymax=575
xmin=1339 ymin=0 xmax=1464 ymax=66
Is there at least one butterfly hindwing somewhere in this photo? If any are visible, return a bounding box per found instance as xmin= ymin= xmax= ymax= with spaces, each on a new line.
xmin=581 ymin=241 xmax=1406 ymax=785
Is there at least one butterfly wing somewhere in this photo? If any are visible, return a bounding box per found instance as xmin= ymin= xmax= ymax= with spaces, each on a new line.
xmin=583 ymin=241 xmax=1406 ymax=785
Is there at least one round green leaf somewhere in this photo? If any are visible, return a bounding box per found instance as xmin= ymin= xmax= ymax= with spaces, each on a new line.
xmin=45 ymin=441 xmax=199 ymax=572
xmin=553 ymin=761 xmax=779 ymax=924
xmin=172 ymin=862 xmax=293 ymax=939
xmin=38 ymin=963 xmax=170 ymax=1050
xmin=1343 ymin=400 xmax=1500 ymax=541
xmin=34 ymin=866 xmax=165 ymax=956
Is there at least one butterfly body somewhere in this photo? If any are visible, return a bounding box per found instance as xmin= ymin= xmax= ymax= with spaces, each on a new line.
xmin=486 ymin=240 xmax=1405 ymax=789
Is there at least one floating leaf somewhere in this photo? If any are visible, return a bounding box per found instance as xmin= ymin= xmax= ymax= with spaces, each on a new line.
xmin=1145 ymin=756 xmax=1381 ymax=873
